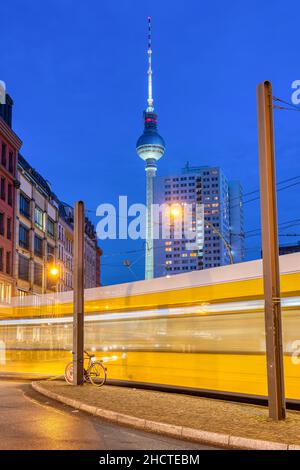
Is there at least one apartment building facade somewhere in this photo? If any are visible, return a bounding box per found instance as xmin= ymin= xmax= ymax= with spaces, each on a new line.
xmin=57 ymin=202 xmax=101 ymax=291
xmin=15 ymin=157 xmax=102 ymax=296
xmin=0 ymin=84 xmax=22 ymax=301
xmin=15 ymin=155 xmax=59 ymax=296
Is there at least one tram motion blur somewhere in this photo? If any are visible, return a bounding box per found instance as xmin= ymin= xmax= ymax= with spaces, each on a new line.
xmin=1 ymin=253 xmax=300 ymax=401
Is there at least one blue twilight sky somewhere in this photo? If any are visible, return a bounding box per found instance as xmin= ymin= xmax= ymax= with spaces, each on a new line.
xmin=1 ymin=0 xmax=300 ymax=285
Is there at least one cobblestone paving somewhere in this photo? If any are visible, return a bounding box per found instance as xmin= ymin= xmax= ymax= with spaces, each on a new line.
xmin=40 ymin=381 xmax=300 ymax=445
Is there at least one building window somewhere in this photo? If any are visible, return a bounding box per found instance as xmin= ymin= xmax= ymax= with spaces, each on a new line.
xmin=47 ymin=217 xmax=55 ymax=238
xmin=7 ymin=217 xmax=11 ymax=240
xmin=20 ymin=193 xmax=30 ymax=218
xmin=1 ymin=143 xmax=6 ymax=167
xmin=8 ymin=152 xmax=13 ymax=173
xmin=47 ymin=243 xmax=55 ymax=258
xmin=18 ymin=290 xmax=28 ymax=298
xmin=19 ymin=224 xmax=29 ymax=249
xmin=18 ymin=255 xmax=29 ymax=281
xmin=0 ymin=283 xmax=11 ymax=303
xmin=34 ymin=263 xmax=43 ymax=286
xmin=34 ymin=234 xmax=43 ymax=258
xmin=1 ymin=178 xmax=5 ymax=201
xmin=6 ymin=251 xmax=11 ymax=275
xmin=0 ymin=213 xmax=4 ymax=236
xmin=7 ymin=183 xmax=12 ymax=206
xmin=34 ymin=206 xmax=44 ymax=230
xmin=58 ymin=244 xmax=64 ymax=261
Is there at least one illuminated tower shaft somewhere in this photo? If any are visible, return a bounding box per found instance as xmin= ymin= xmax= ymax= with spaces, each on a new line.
xmin=136 ymin=17 xmax=165 ymax=280
xmin=145 ymin=161 xmax=156 ymax=279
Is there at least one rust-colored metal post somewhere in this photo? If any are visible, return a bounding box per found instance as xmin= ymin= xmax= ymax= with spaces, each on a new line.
xmin=73 ymin=201 xmax=85 ymax=385
xmin=257 ymin=80 xmax=286 ymax=420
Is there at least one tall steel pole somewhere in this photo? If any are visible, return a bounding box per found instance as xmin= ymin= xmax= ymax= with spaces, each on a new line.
xmin=73 ymin=201 xmax=85 ymax=385
xmin=257 ymin=80 xmax=286 ymax=420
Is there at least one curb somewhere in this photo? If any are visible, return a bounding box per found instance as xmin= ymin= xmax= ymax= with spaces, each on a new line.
xmin=0 ymin=373 xmax=53 ymax=382
xmin=31 ymin=381 xmax=300 ymax=451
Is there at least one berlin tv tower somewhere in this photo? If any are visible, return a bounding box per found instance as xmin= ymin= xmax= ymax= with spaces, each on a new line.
xmin=136 ymin=17 xmax=166 ymax=280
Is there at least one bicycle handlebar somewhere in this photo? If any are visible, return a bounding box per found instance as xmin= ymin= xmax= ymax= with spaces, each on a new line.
xmin=71 ymin=350 xmax=93 ymax=358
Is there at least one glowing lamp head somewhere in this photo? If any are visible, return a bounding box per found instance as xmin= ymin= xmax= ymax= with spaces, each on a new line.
xmin=170 ymin=205 xmax=181 ymax=218
xmin=49 ymin=265 xmax=59 ymax=277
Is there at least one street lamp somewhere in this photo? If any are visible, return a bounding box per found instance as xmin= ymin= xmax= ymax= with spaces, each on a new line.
xmin=49 ymin=265 xmax=59 ymax=278
xmin=42 ymin=253 xmax=60 ymax=294
xmin=170 ymin=204 xmax=181 ymax=218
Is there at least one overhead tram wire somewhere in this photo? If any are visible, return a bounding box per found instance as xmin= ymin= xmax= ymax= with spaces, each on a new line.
xmin=84 ymin=201 xmax=300 ymax=259
xmin=245 ymin=220 xmax=300 ymax=239
xmin=245 ymin=219 xmax=300 ymax=234
xmin=85 ymin=217 xmax=300 ymax=259
xmin=99 ymin=245 xmax=271 ymax=269
xmin=216 ymin=174 xmax=300 ymax=211
xmin=84 ymin=170 xmax=300 ymax=259
xmin=85 ymin=173 xmax=300 ymax=228
xmin=97 ymin=216 xmax=300 ymax=261
xmin=273 ymin=96 xmax=300 ymax=112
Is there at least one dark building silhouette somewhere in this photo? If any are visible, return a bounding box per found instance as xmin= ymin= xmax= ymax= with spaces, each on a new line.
xmin=0 ymin=94 xmax=13 ymax=128
xmin=279 ymin=241 xmax=300 ymax=256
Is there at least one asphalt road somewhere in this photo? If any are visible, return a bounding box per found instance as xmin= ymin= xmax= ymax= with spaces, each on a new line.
xmin=0 ymin=381 xmax=218 ymax=450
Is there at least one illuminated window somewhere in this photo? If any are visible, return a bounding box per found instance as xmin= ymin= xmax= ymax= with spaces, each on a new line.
xmin=0 ymin=283 xmax=11 ymax=303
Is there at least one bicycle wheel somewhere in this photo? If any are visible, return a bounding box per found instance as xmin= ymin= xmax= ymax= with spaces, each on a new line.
xmin=64 ymin=362 xmax=74 ymax=385
xmin=88 ymin=361 xmax=106 ymax=387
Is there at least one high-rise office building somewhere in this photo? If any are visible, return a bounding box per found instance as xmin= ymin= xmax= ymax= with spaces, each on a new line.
xmin=153 ymin=163 xmax=244 ymax=277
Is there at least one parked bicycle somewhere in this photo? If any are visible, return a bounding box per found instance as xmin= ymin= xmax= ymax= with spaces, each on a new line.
xmin=65 ymin=350 xmax=107 ymax=387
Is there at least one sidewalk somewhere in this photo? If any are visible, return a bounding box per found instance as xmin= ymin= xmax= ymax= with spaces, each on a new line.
xmin=32 ymin=380 xmax=300 ymax=450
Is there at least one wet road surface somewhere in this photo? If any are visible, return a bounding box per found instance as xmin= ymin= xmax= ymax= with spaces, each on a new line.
xmin=0 ymin=381 xmax=219 ymax=450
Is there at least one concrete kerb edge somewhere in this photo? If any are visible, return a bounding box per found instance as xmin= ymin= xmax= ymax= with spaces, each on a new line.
xmin=31 ymin=381 xmax=296 ymax=450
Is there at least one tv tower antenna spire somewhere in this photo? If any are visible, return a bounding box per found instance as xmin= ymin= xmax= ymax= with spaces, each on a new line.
xmin=147 ymin=16 xmax=154 ymax=112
